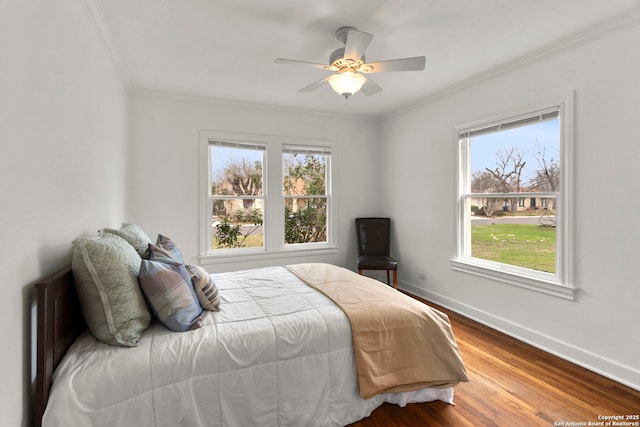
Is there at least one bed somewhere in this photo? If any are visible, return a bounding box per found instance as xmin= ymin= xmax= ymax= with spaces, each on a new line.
xmin=35 ymin=255 xmax=467 ymax=426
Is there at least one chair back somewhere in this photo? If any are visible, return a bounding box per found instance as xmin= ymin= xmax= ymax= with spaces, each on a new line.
xmin=356 ymin=217 xmax=391 ymax=257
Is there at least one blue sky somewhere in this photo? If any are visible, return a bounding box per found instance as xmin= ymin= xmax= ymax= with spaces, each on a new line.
xmin=210 ymin=145 xmax=264 ymax=183
xmin=470 ymin=119 xmax=560 ymax=183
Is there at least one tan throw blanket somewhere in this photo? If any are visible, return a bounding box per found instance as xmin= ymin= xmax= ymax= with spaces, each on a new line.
xmin=286 ymin=263 xmax=469 ymax=398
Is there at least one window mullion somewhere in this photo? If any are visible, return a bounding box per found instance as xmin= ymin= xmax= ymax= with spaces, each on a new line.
xmin=263 ymin=142 xmax=283 ymax=251
xmin=465 ymin=192 xmax=558 ymax=199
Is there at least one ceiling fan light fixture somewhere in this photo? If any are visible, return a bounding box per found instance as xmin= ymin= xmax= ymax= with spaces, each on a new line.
xmin=275 ymin=26 xmax=425 ymax=99
xmin=328 ymin=69 xmax=366 ymax=99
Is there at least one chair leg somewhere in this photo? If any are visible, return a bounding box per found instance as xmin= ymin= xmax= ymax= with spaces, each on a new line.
xmin=393 ymin=270 xmax=398 ymax=290
xmin=386 ymin=270 xmax=390 ymax=286
xmin=358 ymin=269 xmax=363 ymax=275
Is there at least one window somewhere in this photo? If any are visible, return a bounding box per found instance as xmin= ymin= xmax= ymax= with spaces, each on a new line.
xmin=199 ymin=131 xmax=336 ymax=262
xmin=283 ymin=145 xmax=330 ymax=246
xmin=208 ymin=141 xmax=265 ymax=251
xmin=451 ymin=93 xmax=575 ymax=299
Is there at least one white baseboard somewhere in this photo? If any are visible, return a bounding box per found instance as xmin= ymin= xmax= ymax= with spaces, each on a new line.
xmin=400 ymin=280 xmax=640 ymax=392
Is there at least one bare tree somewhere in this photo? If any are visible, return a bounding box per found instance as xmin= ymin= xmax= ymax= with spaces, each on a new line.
xmin=485 ymin=147 xmax=526 ymax=213
xmin=471 ymin=170 xmax=499 ymax=216
xmin=470 ymin=139 xmax=561 ymax=218
xmin=530 ymin=143 xmax=560 ymax=212
xmin=223 ymin=158 xmax=262 ymax=209
xmin=530 ymin=143 xmax=559 ymax=191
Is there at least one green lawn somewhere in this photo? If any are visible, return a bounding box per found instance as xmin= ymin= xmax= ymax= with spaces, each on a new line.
xmin=471 ymin=223 xmax=556 ymax=273
xmin=213 ymin=233 xmax=263 ymax=249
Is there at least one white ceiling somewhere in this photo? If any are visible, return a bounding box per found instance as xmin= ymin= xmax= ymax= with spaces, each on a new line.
xmin=91 ymin=0 xmax=639 ymax=117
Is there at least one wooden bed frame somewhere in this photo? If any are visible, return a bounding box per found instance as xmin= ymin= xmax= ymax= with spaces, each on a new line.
xmin=34 ymin=265 xmax=86 ymax=427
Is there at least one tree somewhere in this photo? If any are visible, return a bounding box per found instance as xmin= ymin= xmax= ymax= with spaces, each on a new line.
xmin=215 ymin=208 xmax=263 ymax=248
xmin=530 ymin=144 xmax=560 ymax=192
xmin=488 ymin=147 xmax=526 ymax=213
xmin=470 ymin=147 xmax=527 ymax=214
xmin=224 ymin=158 xmax=262 ymax=209
xmin=213 ymin=152 xmax=328 ymax=248
xmin=470 ymin=142 xmax=560 ymax=217
xmin=283 ymin=154 xmax=327 ymax=244
xmin=471 ymin=170 xmax=499 ymax=216
xmin=212 ymin=157 xmax=264 ymax=249
xmin=530 ymin=143 xmax=559 ymax=223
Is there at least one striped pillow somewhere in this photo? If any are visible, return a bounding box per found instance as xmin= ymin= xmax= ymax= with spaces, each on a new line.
xmin=139 ymin=259 xmax=203 ymax=332
xmin=185 ymin=265 xmax=220 ymax=311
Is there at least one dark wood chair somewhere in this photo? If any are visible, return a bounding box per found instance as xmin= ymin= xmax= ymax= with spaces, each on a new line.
xmin=355 ymin=217 xmax=398 ymax=289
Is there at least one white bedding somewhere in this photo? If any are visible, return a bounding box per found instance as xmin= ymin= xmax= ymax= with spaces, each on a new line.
xmin=43 ymin=266 xmax=453 ymax=427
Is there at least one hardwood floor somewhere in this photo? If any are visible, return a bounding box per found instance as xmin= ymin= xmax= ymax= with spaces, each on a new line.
xmin=348 ymin=299 xmax=640 ymax=427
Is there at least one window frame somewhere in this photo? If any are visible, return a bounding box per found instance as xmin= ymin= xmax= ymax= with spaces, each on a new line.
xmin=282 ymin=144 xmax=331 ymax=248
xmin=199 ymin=130 xmax=338 ymax=264
xmin=450 ymin=92 xmax=576 ymax=300
xmin=207 ymin=140 xmax=267 ymax=253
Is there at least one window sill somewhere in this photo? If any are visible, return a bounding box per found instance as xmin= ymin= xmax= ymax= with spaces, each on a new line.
xmin=199 ymin=245 xmax=339 ymax=266
xmin=449 ymin=258 xmax=576 ymax=300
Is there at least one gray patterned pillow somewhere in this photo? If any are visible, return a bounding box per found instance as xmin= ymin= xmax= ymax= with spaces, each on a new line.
xmin=102 ymin=223 xmax=152 ymax=257
xmin=154 ymin=234 xmax=184 ymax=264
xmin=71 ymin=234 xmax=152 ymax=346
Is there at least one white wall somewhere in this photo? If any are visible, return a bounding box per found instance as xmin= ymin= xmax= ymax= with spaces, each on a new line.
xmin=381 ymin=20 xmax=640 ymax=389
xmin=0 ymin=1 xmax=130 ymax=425
xmin=128 ymin=91 xmax=381 ymax=272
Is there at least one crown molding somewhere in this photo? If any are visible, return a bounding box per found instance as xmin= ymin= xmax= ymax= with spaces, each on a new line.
xmin=383 ymin=7 xmax=640 ymax=121
xmin=131 ymin=88 xmax=379 ymax=122
xmin=79 ymin=0 xmax=132 ymax=91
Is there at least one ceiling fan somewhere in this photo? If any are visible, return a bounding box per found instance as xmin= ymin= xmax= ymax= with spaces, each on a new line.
xmin=274 ymin=26 xmax=426 ymax=99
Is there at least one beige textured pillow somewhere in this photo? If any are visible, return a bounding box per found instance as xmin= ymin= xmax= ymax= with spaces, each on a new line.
xmin=72 ymin=234 xmax=151 ymax=346
xmin=185 ymin=265 xmax=220 ymax=311
xmin=102 ymin=223 xmax=152 ymax=257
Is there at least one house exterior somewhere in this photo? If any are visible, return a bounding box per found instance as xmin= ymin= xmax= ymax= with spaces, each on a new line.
xmin=470 ymin=194 xmax=554 ymax=215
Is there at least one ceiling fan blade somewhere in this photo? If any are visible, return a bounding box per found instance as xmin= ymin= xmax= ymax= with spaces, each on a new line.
xmin=298 ymin=76 xmax=330 ymax=93
xmin=274 ymin=58 xmax=331 ymax=70
xmin=360 ymin=76 xmax=382 ymax=96
xmin=343 ymin=29 xmax=373 ymax=62
xmin=362 ymin=56 xmax=426 ymax=73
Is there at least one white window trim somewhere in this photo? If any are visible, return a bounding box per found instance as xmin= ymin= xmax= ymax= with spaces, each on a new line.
xmin=198 ymin=130 xmax=338 ymax=265
xmin=450 ymin=91 xmax=576 ymax=300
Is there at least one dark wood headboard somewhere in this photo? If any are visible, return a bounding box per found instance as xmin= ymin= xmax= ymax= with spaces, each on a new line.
xmin=34 ymin=265 xmax=86 ymax=427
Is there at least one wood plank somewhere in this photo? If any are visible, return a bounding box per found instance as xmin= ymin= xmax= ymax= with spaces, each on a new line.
xmin=348 ymin=297 xmax=640 ymax=427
